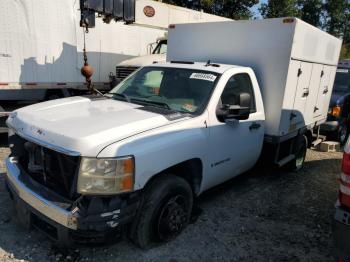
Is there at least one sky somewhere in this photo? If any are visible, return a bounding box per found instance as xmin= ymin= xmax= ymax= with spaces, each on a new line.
xmin=250 ymin=0 xmax=268 ymax=18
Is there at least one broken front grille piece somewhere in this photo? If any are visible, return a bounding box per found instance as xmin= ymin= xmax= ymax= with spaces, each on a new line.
xmin=20 ymin=141 xmax=81 ymax=200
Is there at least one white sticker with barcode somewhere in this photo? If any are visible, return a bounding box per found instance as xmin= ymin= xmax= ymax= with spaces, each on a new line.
xmin=190 ymin=73 xmax=217 ymax=82
xmin=337 ymin=69 xmax=349 ymax=73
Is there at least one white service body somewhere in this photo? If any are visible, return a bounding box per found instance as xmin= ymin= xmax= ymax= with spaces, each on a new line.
xmin=167 ymin=18 xmax=342 ymax=137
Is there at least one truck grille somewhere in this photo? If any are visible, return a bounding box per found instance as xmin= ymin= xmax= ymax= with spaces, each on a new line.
xmin=115 ymin=66 xmax=139 ymax=80
xmin=18 ymin=140 xmax=80 ymax=200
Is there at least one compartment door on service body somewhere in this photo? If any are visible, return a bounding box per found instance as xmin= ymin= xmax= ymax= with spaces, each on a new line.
xmin=207 ymin=73 xmax=264 ymax=188
xmin=291 ymin=61 xmax=313 ymax=128
xmin=313 ymin=65 xmax=333 ymax=119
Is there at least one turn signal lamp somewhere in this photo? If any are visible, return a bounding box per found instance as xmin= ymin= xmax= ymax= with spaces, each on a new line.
xmin=331 ymin=106 xmax=342 ymax=118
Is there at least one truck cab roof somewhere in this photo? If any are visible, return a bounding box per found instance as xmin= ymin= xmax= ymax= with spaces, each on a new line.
xmin=149 ymin=61 xmax=248 ymax=74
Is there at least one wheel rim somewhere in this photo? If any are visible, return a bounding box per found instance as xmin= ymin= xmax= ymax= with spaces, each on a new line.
xmin=156 ymin=195 xmax=188 ymax=241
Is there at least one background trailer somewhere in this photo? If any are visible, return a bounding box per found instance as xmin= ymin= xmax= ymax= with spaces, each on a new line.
xmin=0 ymin=0 xmax=229 ymax=101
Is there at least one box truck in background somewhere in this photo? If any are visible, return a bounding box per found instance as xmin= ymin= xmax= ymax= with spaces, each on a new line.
xmin=0 ymin=0 xmax=229 ymax=131
xmin=113 ymin=0 xmax=231 ymax=83
xmin=5 ymin=18 xmax=342 ymax=247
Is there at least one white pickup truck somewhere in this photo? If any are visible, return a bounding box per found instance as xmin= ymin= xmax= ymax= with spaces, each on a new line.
xmin=5 ymin=18 xmax=341 ymax=248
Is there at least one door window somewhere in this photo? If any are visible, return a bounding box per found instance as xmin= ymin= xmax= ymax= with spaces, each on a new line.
xmin=220 ymin=73 xmax=256 ymax=113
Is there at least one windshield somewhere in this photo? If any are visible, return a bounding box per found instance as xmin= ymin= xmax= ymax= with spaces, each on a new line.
xmin=334 ymin=68 xmax=350 ymax=93
xmin=109 ymin=66 xmax=220 ymax=114
xmin=152 ymin=40 xmax=167 ymax=54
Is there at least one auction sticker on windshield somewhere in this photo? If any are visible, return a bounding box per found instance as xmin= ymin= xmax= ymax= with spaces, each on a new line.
xmin=190 ymin=73 xmax=217 ymax=82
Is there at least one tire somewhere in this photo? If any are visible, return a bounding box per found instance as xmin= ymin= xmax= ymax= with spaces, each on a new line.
xmin=338 ymin=123 xmax=349 ymax=146
xmin=286 ymin=135 xmax=308 ymax=172
xmin=130 ymin=175 xmax=193 ymax=249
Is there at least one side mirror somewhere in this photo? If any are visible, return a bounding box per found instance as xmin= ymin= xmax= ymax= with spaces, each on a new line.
xmin=216 ymin=93 xmax=251 ymax=121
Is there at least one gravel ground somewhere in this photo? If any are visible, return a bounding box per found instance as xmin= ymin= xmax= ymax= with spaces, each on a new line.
xmin=0 ymin=134 xmax=343 ymax=262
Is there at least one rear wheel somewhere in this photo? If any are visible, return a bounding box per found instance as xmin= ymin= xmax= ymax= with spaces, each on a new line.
xmin=286 ymin=135 xmax=308 ymax=172
xmin=338 ymin=123 xmax=349 ymax=146
xmin=130 ymin=175 xmax=193 ymax=249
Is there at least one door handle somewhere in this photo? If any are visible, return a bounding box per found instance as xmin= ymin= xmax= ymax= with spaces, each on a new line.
xmin=323 ymin=87 xmax=329 ymax=94
xmin=249 ymin=122 xmax=261 ymax=131
xmin=302 ymin=90 xmax=309 ymax=97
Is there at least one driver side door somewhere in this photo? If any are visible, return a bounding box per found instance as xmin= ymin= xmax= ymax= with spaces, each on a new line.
xmin=207 ymin=73 xmax=264 ymax=187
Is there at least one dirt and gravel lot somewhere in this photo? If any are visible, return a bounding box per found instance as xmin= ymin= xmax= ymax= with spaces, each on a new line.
xmin=0 ymin=133 xmax=343 ymax=262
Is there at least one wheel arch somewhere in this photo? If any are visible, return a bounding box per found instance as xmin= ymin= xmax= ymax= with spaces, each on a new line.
xmin=143 ymin=158 xmax=203 ymax=196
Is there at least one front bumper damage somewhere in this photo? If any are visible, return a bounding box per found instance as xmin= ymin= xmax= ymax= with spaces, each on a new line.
xmin=5 ymin=157 xmax=139 ymax=245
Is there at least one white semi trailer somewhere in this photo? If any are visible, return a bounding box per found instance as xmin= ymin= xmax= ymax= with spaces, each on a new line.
xmin=0 ymin=0 xmax=228 ymax=131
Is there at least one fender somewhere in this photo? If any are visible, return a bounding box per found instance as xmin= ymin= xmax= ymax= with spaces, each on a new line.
xmin=97 ymin=114 xmax=210 ymax=192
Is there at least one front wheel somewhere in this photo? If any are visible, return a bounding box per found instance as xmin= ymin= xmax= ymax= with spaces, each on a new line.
xmin=130 ymin=175 xmax=193 ymax=249
xmin=286 ymin=135 xmax=308 ymax=172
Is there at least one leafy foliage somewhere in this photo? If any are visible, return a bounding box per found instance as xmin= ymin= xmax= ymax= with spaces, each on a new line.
xmin=324 ymin=0 xmax=349 ymax=37
xmin=159 ymin=0 xmax=350 ymax=58
xmin=341 ymin=44 xmax=350 ymax=60
xmin=259 ymin=0 xmax=300 ymax=18
xmin=297 ymin=0 xmax=323 ymax=27
xmin=160 ymin=0 xmax=258 ymax=19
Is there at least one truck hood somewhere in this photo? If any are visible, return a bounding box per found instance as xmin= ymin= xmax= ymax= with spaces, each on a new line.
xmin=7 ymin=96 xmax=182 ymax=156
xmin=118 ymin=54 xmax=166 ymax=67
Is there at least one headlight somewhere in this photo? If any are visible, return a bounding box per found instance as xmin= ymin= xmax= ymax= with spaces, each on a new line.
xmin=77 ymin=156 xmax=134 ymax=195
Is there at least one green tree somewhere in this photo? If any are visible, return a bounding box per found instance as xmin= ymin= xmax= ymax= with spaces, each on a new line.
xmin=297 ymin=0 xmax=323 ymax=27
xmin=215 ymin=0 xmax=259 ymax=20
xmin=260 ymin=0 xmax=300 ymax=18
xmin=340 ymin=44 xmax=350 ymax=59
xmin=324 ymin=0 xmax=349 ymax=37
xmin=160 ymin=0 xmax=258 ymax=20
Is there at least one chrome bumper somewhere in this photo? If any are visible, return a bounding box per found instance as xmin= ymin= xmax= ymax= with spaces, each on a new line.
xmin=5 ymin=157 xmax=78 ymax=230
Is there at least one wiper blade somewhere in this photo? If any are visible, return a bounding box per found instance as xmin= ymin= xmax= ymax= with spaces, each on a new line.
xmin=110 ymin=92 xmax=131 ymax=103
xmin=131 ymin=98 xmax=171 ymax=110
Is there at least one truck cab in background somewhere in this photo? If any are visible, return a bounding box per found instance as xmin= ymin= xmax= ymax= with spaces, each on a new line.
xmin=113 ymin=37 xmax=168 ymax=84
xmin=321 ymin=60 xmax=350 ymax=145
